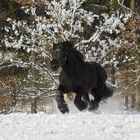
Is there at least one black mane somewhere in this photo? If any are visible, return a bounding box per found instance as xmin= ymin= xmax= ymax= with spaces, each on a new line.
xmin=62 ymin=41 xmax=84 ymax=62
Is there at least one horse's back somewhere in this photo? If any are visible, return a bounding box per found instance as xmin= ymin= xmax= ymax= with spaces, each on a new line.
xmin=86 ymin=61 xmax=107 ymax=83
xmin=59 ymin=61 xmax=107 ymax=92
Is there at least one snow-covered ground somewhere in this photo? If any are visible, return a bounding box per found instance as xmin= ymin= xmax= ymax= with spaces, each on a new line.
xmin=0 ymin=93 xmax=140 ymax=140
xmin=0 ymin=112 xmax=140 ymax=140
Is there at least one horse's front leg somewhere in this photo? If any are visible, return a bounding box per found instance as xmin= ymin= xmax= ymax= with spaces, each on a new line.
xmin=55 ymin=85 xmax=69 ymax=114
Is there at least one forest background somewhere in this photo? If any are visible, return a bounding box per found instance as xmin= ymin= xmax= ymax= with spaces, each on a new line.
xmin=0 ymin=0 xmax=139 ymax=114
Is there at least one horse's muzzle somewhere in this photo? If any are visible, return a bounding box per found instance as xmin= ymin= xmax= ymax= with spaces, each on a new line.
xmin=50 ymin=59 xmax=59 ymax=71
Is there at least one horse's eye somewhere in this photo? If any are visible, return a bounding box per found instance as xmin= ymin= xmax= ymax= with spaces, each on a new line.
xmin=56 ymin=49 xmax=59 ymax=52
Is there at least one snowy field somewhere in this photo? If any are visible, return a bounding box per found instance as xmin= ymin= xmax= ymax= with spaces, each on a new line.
xmin=0 ymin=112 xmax=140 ymax=140
xmin=0 ymin=93 xmax=140 ymax=140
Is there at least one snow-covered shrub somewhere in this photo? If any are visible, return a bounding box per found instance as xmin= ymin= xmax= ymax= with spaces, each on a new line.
xmin=2 ymin=0 xmax=97 ymax=51
xmin=76 ymin=11 xmax=132 ymax=68
xmin=1 ymin=0 xmax=133 ymax=90
xmin=1 ymin=0 xmax=101 ymax=95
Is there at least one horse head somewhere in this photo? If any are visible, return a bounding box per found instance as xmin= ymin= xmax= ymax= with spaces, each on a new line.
xmin=50 ymin=41 xmax=84 ymax=71
xmin=50 ymin=42 xmax=67 ymax=71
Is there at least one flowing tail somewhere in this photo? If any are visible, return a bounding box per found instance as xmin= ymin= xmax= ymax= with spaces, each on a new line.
xmin=102 ymin=84 xmax=113 ymax=99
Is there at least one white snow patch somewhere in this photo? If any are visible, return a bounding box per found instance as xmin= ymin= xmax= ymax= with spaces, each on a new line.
xmin=0 ymin=92 xmax=140 ymax=140
xmin=0 ymin=112 xmax=140 ymax=140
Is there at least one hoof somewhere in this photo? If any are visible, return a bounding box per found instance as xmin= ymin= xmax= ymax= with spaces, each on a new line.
xmin=75 ymin=101 xmax=87 ymax=111
xmin=88 ymin=100 xmax=99 ymax=111
xmin=58 ymin=103 xmax=69 ymax=114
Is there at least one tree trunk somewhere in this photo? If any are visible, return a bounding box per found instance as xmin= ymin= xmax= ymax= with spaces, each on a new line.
xmin=131 ymin=94 xmax=136 ymax=108
xmin=135 ymin=0 xmax=140 ymax=111
xmin=130 ymin=0 xmax=135 ymax=12
xmin=110 ymin=66 xmax=115 ymax=85
xmin=30 ymin=49 xmax=37 ymax=113
xmin=136 ymin=85 xmax=140 ymax=111
xmin=124 ymin=94 xmax=129 ymax=109
xmin=31 ymin=97 xmax=37 ymax=113
xmin=136 ymin=0 xmax=140 ymax=44
xmin=110 ymin=0 xmax=119 ymax=12
xmin=136 ymin=0 xmax=140 ymax=13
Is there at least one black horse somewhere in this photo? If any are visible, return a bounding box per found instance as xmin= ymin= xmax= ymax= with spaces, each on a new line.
xmin=50 ymin=41 xmax=113 ymax=114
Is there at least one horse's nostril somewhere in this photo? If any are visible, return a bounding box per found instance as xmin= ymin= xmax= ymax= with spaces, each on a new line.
xmin=51 ymin=63 xmax=55 ymax=68
xmin=50 ymin=59 xmax=59 ymax=70
xmin=52 ymin=65 xmax=56 ymax=69
xmin=51 ymin=63 xmax=57 ymax=70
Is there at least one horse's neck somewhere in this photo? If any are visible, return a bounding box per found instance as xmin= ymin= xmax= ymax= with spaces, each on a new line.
xmin=62 ymin=54 xmax=80 ymax=77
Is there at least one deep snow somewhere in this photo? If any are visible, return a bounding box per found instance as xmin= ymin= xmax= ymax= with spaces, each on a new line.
xmin=0 ymin=93 xmax=140 ymax=140
xmin=0 ymin=112 xmax=140 ymax=140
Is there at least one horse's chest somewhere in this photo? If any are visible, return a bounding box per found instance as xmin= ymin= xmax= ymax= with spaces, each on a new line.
xmin=60 ymin=73 xmax=78 ymax=88
xmin=66 ymin=75 xmax=87 ymax=90
xmin=60 ymin=70 xmax=95 ymax=92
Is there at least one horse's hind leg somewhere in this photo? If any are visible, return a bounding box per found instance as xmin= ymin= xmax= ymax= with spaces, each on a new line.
xmin=55 ymin=85 xmax=69 ymax=114
xmin=74 ymin=94 xmax=88 ymax=111
xmin=89 ymin=85 xmax=103 ymax=111
xmin=82 ymin=93 xmax=90 ymax=103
